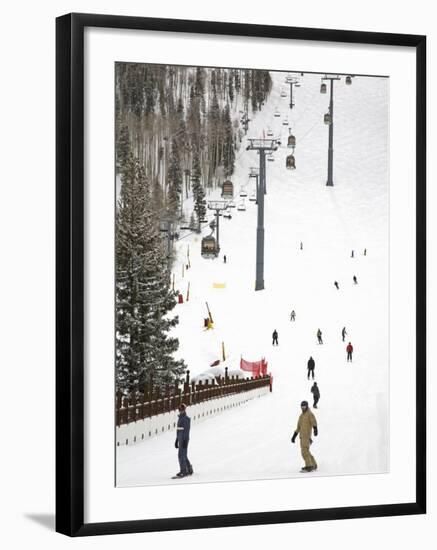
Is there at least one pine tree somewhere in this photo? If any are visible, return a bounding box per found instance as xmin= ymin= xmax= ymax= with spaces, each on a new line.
xmin=116 ymin=122 xmax=131 ymax=173
xmin=167 ymin=137 xmax=183 ymax=215
xmin=222 ymin=104 xmax=235 ymax=177
xmin=191 ymin=150 xmax=206 ymax=232
xmin=116 ymin=153 xmax=185 ymax=394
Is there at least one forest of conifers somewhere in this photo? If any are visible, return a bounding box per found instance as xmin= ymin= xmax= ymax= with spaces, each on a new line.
xmin=115 ymin=64 xmax=272 ymax=395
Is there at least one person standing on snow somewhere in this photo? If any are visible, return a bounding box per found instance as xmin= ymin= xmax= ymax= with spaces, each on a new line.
xmin=223 ymin=254 xmax=227 ymax=264
xmin=317 ymin=329 xmax=323 ymax=345
xmin=307 ymin=356 xmax=315 ymax=380
xmin=290 ymin=310 xmax=296 ymax=321
xmin=272 ymin=329 xmax=279 ymax=346
xmin=310 ymin=382 xmax=320 ymax=408
xmin=342 ymin=326 xmax=347 ymax=342
xmin=174 ymin=403 xmax=193 ymax=478
xmin=291 ymin=400 xmax=318 ymax=472
xmin=353 ymin=275 xmax=358 ymax=284
xmin=346 ymin=342 xmax=354 ymax=362
xmin=334 ymin=281 xmax=339 ymax=290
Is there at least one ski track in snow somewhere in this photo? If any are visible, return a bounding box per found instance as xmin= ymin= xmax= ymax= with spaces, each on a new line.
xmin=117 ymin=71 xmax=389 ymax=486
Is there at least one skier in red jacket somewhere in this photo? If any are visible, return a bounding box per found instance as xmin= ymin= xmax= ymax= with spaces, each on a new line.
xmin=346 ymin=342 xmax=353 ymax=362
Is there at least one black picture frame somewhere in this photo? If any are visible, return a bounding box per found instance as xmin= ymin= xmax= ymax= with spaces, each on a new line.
xmin=56 ymin=12 xmax=426 ymax=537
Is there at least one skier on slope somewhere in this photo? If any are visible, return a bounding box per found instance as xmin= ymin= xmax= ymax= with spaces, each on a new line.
xmin=272 ymin=329 xmax=279 ymax=346
xmin=334 ymin=281 xmax=339 ymax=290
xmin=174 ymin=403 xmax=193 ymax=478
xmin=290 ymin=310 xmax=296 ymax=321
xmin=317 ymin=329 xmax=323 ymax=345
xmin=310 ymin=382 xmax=320 ymax=408
xmin=307 ymin=356 xmax=315 ymax=380
xmin=342 ymin=326 xmax=347 ymax=341
xmin=353 ymin=275 xmax=358 ymax=285
xmin=346 ymin=342 xmax=354 ymax=362
xmin=291 ymin=400 xmax=318 ymax=472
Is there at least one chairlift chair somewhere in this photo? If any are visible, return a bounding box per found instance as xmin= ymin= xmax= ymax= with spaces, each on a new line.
xmin=320 ymin=82 xmax=327 ymax=94
xmin=286 ymin=154 xmax=296 ymax=170
xmin=324 ymin=113 xmax=332 ymax=125
xmin=237 ymin=200 xmax=246 ymax=211
xmin=274 ymin=110 xmax=280 ymax=117
xmin=249 ymin=193 xmax=257 ymax=202
xmin=221 ymin=180 xmax=234 ymax=199
xmin=345 ymin=75 xmax=352 ymax=85
xmin=201 ymin=236 xmax=219 ymax=258
xmin=239 ymin=190 xmax=248 ymax=198
xmin=287 ymin=134 xmax=296 ymax=148
xmin=282 ymin=118 xmax=289 ymax=126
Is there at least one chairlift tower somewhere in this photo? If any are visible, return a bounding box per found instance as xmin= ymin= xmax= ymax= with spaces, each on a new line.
xmin=246 ymin=138 xmax=278 ymax=291
xmin=207 ymin=200 xmax=229 ymax=252
xmin=321 ymin=74 xmax=353 ymax=186
xmin=285 ymin=76 xmax=300 ymax=110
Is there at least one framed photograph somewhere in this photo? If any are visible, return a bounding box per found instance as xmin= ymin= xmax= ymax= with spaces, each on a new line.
xmin=56 ymin=13 xmax=426 ymax=536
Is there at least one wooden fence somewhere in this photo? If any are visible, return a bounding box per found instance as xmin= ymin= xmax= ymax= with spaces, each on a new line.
xmin=116 ymin=368 xmax=272 ymax=426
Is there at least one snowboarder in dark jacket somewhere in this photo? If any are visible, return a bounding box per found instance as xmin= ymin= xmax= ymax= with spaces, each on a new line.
xmin=174 ymin=403 xmax=193 ymax=477
xmin=342 ymin=326 xmax=347 ymax=341
xmin=353 ymin=275 xmax=358 ymax=284
xmin=317 ymin=329 xmax=323 ymax=345
xmin=307 ymin=356 xmax=315 ymax=379
xmin=272 ymin=330 xmax=279 ymax=345
xmin=310 ymin=382 xmax=320 ymax=408
xmin=346 ymin=342 xmax=354 ymax=362
xmin=334 ymin=281 xmax=339 ymax=290
xmin=290 ymin=310 xmax=296 ymax=321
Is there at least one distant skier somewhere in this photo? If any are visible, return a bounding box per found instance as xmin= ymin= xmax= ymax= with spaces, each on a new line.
xmin=364 ymin=248 xmax=367 ymax=256
xmin=290 ymin=310 xmax=296 ymax=321
xmin=174 ymin=403 xmax=193 ymax=478
xmin=342 ymin=326 xmax=347 ymax=342
xmin=307 ymin=356 xmax=315 ymax=379
xmin=317 ymin=329 xmax=323 ymax=345
xmin=223 ymin=254 xmax=227 ymax=264
xmin=334 ymin=281 xmax=339 ymax=290
xmin=300 ymin=242 xmax=303 ymax=250
xmin=351 ymin=250 xmax=354 ymax=258
xmin=291 ymin=400 xmax=318 ymax=472
xmin=310 ymin=382 xmax=320 ymax=408
xmin=272 ymin=329 xmax=279 ymax=346
xmin=353 ymin=275 xmax=358 ymax=284
xmin=346 ymin=342 xmax=354 ymax=362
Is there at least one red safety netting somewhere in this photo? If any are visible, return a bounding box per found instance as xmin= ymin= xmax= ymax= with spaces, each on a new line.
xmin=240 ymin=357 xmax=268 ymax=377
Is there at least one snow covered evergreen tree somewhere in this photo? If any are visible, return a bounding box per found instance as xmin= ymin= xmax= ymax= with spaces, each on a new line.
xmin=191 ymin=150 xmax=206 ymax=232
xmin=167 ymin=137 xmax=183 ymax=216
xmin=116 ymin=153 xmax=185 ymax=395
xmin=222 ymin=104 xmax=235 ymax=177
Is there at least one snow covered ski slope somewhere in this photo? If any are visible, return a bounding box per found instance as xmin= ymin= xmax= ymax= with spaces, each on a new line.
xmin=117 ymin=70 xmax=389 ymax=487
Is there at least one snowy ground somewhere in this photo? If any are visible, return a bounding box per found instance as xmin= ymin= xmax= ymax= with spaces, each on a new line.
xmin=117 ymin=71 xmax=389 ymax=487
